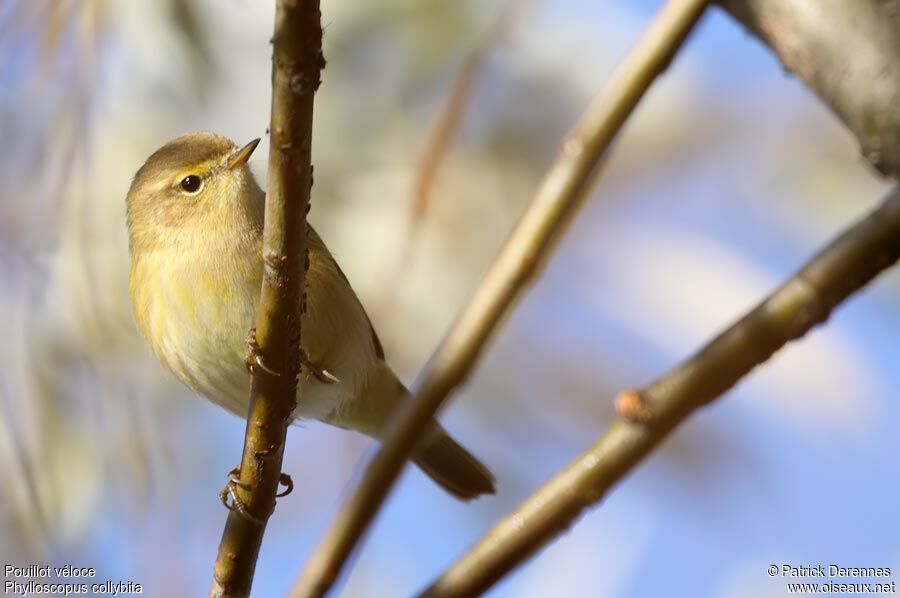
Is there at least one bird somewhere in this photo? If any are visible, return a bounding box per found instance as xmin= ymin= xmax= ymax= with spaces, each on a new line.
xmin=126 ymin=132 xmax=495 ymax=500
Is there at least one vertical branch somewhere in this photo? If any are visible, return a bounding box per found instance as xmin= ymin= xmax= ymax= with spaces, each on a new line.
xmin=292 ymin=1 xmax=710 ymax=596
xmin=210 ymin=1 xmax=323 ymax=597
xmin=423 ymin=189 xmax=900 ymax=597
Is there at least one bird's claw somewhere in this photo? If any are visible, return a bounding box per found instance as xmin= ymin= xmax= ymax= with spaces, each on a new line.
xmin=312 ymin=367 xmax=340 ymax=385
xmin=276 ymin=473 xmax=294 ymax=498
xmin=300 ymin=350 xmax=340 ymax=384
xmin=219 ymin=467 xmax=264 ymax=525
xmin=246 ymin=328 xmax=335 ymax=383
xmin=245 ymin=327 xmax=280 ymax=377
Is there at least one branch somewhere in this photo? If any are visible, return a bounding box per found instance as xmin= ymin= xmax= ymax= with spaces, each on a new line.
xmin=210 ymin=1 xmax=323 ymax=596
xmin=424 ymin=188 xmax=900 ymax=597
xmin=291 ymin=1 xmax=710 ymax=595
xmin=719 ymin=0 xmax=900 ymax=178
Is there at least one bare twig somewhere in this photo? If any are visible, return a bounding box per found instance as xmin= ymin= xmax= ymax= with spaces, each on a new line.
xmin=210 ymin=1 xmax=323 ymax=596
xmin=410 ymin=0 xmax=533 ymax=225
xmin=374 ymin=0 xmax=534 ymax=321
xmin=291 ymin=1 xmax=710 ymax=596
xmin=424 ymin=188 xmax=900 ymax=597
xmin=0 ymin=379 xmax=49 ymax=546
xmin=719 ymin=0 xmax=900 ymax=178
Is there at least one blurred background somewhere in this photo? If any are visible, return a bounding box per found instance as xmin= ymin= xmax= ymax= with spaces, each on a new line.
xmin=1 ymin=0 xmax=898 ymax=596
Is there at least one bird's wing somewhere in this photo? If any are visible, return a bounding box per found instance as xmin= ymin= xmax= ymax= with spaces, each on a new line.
xmin=307 ymin=225 xmax=385 ymax=360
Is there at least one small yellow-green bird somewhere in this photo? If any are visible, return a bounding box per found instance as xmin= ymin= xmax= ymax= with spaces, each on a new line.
xmin=126 ymin=132 xmax=495 ymax=500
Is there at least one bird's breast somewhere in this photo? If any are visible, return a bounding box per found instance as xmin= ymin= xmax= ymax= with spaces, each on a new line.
xmin=130 ymin=245 xmax=262 ymax=414
xmin=129 ymin=232 xmax=381 ymax=422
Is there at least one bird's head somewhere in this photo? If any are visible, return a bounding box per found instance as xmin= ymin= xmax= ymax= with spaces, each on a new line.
xmin=126 ymin=132 xmax=264 ymax=254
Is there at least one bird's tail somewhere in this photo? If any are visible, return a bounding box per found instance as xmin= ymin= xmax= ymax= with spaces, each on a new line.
xmin=412 ymin=425 xmax=496 ymax=500
xmin=331 ymin=362 xmax=496 ymax=500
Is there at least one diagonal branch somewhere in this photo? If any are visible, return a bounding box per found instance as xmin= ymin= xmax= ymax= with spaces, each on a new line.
xmin=291 ymin=1 xmax=710 ymax=596
xmin=423 ymin=188 xmax=900 ymax=598
xmin=719 ymin=0 xmax=900 ymax=178
xmin=210 ymin=1 xmax=323 ymax=596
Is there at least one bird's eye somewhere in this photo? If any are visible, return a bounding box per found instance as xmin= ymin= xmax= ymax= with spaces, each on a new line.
xmin=179 ymin=175 xmax=203 ymax=194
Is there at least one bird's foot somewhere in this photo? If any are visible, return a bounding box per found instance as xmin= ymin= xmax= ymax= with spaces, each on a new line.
xmin=300 ymin=349 xmax=340 ymax=384
xmin=219 ymin=467 xmax=264 ymax=525
xmin=245 ymin=327 xmax=279 ymax=376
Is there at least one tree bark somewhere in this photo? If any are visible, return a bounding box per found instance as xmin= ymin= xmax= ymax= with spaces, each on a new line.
xmin=720 ymin=0 xmax=900 ymax=178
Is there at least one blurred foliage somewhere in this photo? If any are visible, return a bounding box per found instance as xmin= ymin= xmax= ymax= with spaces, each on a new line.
xmin=0 ymin=0 xmax=895 ymax=595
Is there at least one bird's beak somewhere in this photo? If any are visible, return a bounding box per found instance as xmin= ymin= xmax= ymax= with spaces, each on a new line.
xmin=226 ymin=138 xmax=261 ymax=170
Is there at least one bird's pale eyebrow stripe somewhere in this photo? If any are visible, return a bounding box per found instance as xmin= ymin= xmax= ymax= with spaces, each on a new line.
xmin=171 ymin=159 xmax=226 ymax=185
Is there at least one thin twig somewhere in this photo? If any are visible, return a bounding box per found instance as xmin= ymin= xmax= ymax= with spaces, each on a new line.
xmin=291 ymin=1 xmax=710 ymax=596
xmin=410 ymin=0 xmax=533 ymax=225
xmin=719 ymin=0 xmax=900 ymax=178
xmin=373 ymin=0 xmax=535 ymax=326
xmin=423 ymin=188 xmax=900 ymax=597
xmin=210 ymin=1 xmax=323 ymax=596
xmin=0 ymin=379 xmax=49 ymax=546
xmin=373 ymin=0 xmax=534 ymax=323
